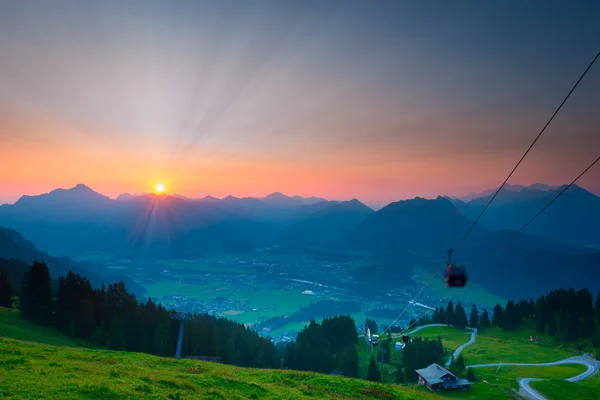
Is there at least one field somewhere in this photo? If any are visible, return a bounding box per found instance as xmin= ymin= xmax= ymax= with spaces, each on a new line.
xmin=531 ymin=374 xmax=600 ymax=400
xmin=145 ymin=281 xmax=224 ymax=302
xmin=461 ymin=327 xmax=577 ymax=365
xmin=0 ymin=337 xmax=441 ymax=400
xmin=161 ymin=259 xmax=249 ymax=274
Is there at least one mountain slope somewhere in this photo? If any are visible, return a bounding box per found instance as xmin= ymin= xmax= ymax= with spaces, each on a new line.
xmin=453 ymin=184 xmax=600 ymax=247
xmin=341 ymin=196 xmax=600 ymax=298
xmin=0 ymin=337 xmax=438 ymax=400
xmin=346 ymin=196 xmax=485 ymax=255
xmin=0 ymin=226 xmax=146 ymax=297
xmin=278 ymin=199 xmax=374 ymax=247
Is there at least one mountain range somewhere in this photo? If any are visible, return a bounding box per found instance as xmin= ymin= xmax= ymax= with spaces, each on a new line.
xmin=448 ymin=184 xmax=600 ymax=247
xmin=0 ymin=183 xmax=599 ymax=299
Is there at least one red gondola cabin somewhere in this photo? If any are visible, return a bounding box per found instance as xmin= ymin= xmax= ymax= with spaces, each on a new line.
xmin=445 ymin=264 xmax=467 ymax=287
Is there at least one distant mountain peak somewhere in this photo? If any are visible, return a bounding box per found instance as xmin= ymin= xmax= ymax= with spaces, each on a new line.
xmin=263 ymin=192 xmax=291 ymax=200
xmin=14 ymin=183 xmax=110 ymax=206
xmin=201 ymin=195 xmax=219 ymax=201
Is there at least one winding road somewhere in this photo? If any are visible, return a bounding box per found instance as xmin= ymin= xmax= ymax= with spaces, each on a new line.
xmin=471 ymin=356 xmax=600 ymax=400
xmin=405 ymin=324 xmax=599 ymax=400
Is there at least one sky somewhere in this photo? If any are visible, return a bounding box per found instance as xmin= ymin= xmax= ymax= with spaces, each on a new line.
xmin=1 ymin=0 xmax=599 ymax=208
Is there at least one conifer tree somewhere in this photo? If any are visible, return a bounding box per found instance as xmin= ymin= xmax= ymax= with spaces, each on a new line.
xmin=479 ymin=309 xmax=491 ymax=330
xmin=0 ymin=269 xmax=11 ymax=308
xmin=366 ymin=355 xmax=381 ymax=382
xmin=503 ymin=301 xmax=518 ymax=330
xmin=548 ymin=313 xmax=557 ymax=337
xmin=20 ymin=261 xmax=53 ymax=325
xmin=455 ymin=303 xmax=468 ymax=329
xmin=491 ymin=303 xmax=504 ymax=328
xmin=535 ymin=298 xmax=546 ymax=333
xmin=446 ymin=301 xmax=456 ymax=326
xmin=469 ymin=304 xmax=479 ymax=328
xmin=395 ymin=364 xmax=405 ymax=383
xmin=438 ymin=307 xmax=446 ymax=325
xmin=466 ymin=366 xmax=476 ymax=381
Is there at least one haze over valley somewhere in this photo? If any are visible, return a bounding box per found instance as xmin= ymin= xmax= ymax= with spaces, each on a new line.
xmin=2 ymin=182 xmax=599 ymax=341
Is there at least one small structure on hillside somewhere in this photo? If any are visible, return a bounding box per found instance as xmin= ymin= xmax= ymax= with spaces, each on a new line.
xmin=395 ymin=342 xmax=405 ymax=352
xmin=529 ymin=335 xmax=540 ymax=343
xmin=415 ymin=363 xmax=471 ymax=391
xmin=330 ymin=370 xmax=344 ymax=377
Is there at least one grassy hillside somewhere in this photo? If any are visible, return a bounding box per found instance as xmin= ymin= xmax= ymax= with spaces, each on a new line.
xmin=462 ymin=326 xmax=578 ymax=365
xmin=0 ymin=307 xmax=85 ymax=348
xmin=530 ymin=375 xmax=600 ymax=400
xmin=0 ymin=337 xmax=441 ymax=400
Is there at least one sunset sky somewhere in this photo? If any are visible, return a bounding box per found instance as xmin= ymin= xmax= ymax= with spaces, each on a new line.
xmin=1 ymin=0 xmax=599 ymax=208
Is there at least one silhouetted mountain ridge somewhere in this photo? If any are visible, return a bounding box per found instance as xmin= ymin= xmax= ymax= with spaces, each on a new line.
xmin=451 ymin=184 xmax=600 ymax=247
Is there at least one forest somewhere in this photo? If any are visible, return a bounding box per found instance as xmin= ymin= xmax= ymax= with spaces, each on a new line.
xmin=8 ymin=260 xmax=280 ymax=369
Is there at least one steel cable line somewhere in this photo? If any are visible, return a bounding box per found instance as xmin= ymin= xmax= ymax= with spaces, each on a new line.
xmin=452 ymin=50 xmax=600 ymax=253
xmin=378 ymin=50 xmax=600 ymax=338
xmin=480 ymin=154 xmax=600 ymax=267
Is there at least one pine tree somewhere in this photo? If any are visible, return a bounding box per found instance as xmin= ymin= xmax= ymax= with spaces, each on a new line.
xmin=20 ymin=261 xmax=53 ymax=325
xmin=0 ymin=269 xmax=12 ymax=308
xmin=595 ymin=293 xmax=600 ymax=324
xmin=366 ymin=355 xmax=381 ymax=382
xmin=91 ymin=321 xmax=108 ymax=345
xmin=469 ymin=304 xmax=479 ymax=328
xmin=438 ymin=307 xmax=446 ymax=326
xmin=453 ymin=354 xmax=465 ymax=375
xmin=395 ymin=364 xmax=405 ymax=383
xmin=548 ymin=313 xmax=557 ymax=337
xmin=466 ymin=366 xmax=476 ymax=381
xmin=503 ymin=301 xmax=518 ymax=330
xmin=455 ymin=303 xmax=468 ymax=329
xmin=491 ymin=303 xmax=504 ymax=328
xmin=446 ymin=301 xmax=456 ymax=326
xmin=479 ymin=309 xmax=491 ymax=330
xmin=535 ymin=298 xmax=546 ymax=333
xmin=108 ymin=319 xmax=126 ymax=350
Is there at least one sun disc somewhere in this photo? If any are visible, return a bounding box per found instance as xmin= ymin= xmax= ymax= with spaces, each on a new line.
xmin=155 ymin=183 xmax=165 ymax=194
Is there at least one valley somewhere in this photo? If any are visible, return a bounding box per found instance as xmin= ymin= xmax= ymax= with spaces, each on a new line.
xmin=87 ymin=253 xmax=454 ymax=342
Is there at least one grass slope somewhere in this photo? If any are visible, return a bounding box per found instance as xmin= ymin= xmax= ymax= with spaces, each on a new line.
xmin=462 ymin=326 xmax=577 ymax=365
xmin=0 ymin=338 xmax=440 ymax=400
xmin=530 ymin=374 xmax=600 ymax=400
xmin=405 ymin=326 xmax=472 ymax=354
xmin=0 ymin=307 xmax=84 ymax=348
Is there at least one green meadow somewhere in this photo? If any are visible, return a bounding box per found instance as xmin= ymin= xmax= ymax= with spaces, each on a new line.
xmin=530 ymin=374 xmax=600 ymax=400
xmin=0 ymin=337 xmax=440 ymax=400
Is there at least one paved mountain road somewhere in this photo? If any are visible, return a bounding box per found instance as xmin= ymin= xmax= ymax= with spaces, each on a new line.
xmin=401 ymin=324 xmax=599 ymax=400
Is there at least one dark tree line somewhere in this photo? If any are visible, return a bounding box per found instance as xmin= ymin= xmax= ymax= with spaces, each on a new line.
xmin=428 ymin=301 xmax=469 ymax=329
xmin=282 ymin=316 xmax=359 ymax=377
xmin=0 ymin=268 xmax=12 ymax=308
xmin=13 ymin=261 xmax=279 ymax=369
xmin=484 ymin=288 xmax=600 ymax=346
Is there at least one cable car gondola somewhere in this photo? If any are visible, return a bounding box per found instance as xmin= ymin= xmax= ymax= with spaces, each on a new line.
xmin=371 ymin=334 xmax=379 ymax=347
xmin=444 ymin=249 xmax=467 ymax=288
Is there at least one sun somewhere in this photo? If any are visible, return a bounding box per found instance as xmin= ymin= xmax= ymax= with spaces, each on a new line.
xmin=155 ymin=183 xmax=166 ymax=194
